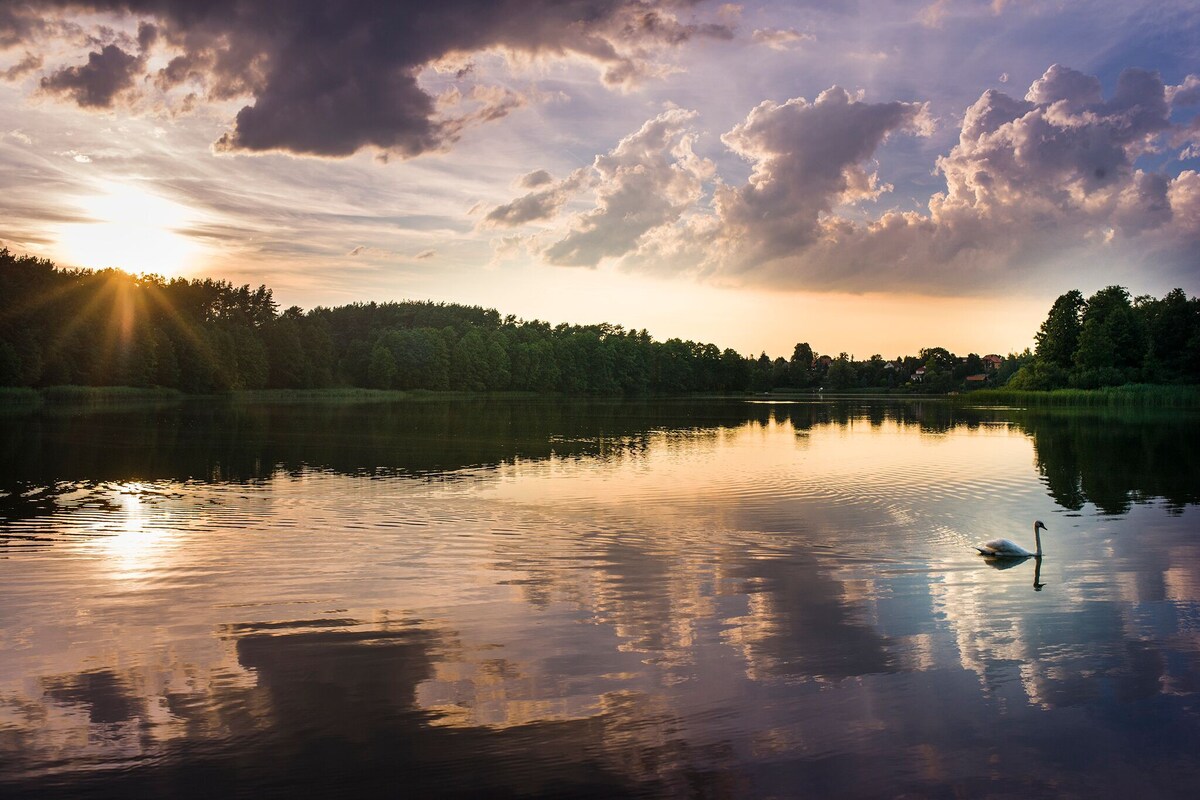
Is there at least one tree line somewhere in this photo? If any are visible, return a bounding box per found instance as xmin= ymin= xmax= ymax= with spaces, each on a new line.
xmin=1 ymin=249 xmax=1195 ymax=394
xmin=1008 ymin=286 xmax=1200 ymax=390
xmin=0 ymin=249 xmax=751 ymax=394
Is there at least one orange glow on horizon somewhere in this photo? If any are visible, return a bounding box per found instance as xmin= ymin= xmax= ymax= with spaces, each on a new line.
xmin=386 ymin=261 xmax=1047 ymax=360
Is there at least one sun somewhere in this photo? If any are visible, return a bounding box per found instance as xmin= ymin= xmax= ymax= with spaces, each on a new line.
xmin=56 ymin=180 xmax=206 ymax=277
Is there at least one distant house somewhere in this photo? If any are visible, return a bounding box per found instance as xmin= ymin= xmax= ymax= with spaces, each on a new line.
xmin=913 ymin=367 xmax=926 ymax=382
xmin=965 ymin=373 xmax=988 ymax=387
xmin=982 ymin=354 xmax=1003 ymax=371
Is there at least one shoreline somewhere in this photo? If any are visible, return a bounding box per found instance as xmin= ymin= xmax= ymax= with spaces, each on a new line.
xmin=2 ymin=383 xmax=1198 ymax=409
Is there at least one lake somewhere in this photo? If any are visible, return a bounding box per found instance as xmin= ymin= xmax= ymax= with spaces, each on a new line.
xmin=1 ymin=397 xmax=1198 ymax=798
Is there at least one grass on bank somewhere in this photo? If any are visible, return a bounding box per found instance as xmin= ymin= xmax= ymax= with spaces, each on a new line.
xmin=0 ymin=385 xmax=183 ymax=412
xmin=0 ymin=387 xmax=41 ymax=406
xmin=40 ymin=385 xmax=183 ymax=404
xmin=959 ymin=384 xmax=1200 ymax=408
xmin=226 ymin=388 xmax=546 ymax=404
xmin=0 ymin=385 xmax=540 ymax=409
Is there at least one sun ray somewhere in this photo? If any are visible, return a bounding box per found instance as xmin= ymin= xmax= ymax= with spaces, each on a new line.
xmin=141 ymin=279 xmax=223 ymax=379
xmin=35 ymin=271 xmax=124 ymax=379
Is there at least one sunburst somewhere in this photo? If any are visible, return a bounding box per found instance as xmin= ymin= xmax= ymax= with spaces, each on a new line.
xmin=56 ymin=180 xmax=205 ymax=277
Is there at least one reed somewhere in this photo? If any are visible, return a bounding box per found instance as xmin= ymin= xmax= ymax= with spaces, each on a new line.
xmin=226 ymin=388 xmax=543 ymax=404
xmin=38 ymin=385 xmax=183 ymax=405
xmin=0 ymin=387 xmax=40 ymax=406
xmin=960 ymin=384 xmax=1200 ymax=408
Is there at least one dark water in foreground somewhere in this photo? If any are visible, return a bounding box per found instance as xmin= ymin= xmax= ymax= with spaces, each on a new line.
xmin=1 ymin=397 xmax=1198 ymax=798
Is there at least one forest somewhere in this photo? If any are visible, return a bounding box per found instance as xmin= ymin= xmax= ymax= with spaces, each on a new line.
xmin=1 ymin=248 xmax=1197 ymax=395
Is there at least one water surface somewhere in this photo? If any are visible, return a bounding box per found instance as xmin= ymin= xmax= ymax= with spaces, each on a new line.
xmin=1 ymin=398 xmax=1198 ymax=797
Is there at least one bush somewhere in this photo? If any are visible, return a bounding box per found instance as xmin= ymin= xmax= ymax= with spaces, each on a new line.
xmin=1005 ymin=361 xmax=1068 ymax=391
xmin=1069 ymin=366 xmax=1126 ymax=389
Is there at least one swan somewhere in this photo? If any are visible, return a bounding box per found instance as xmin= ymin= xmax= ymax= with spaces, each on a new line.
xmin=975 ymin=520 xmax=1047 ymax=558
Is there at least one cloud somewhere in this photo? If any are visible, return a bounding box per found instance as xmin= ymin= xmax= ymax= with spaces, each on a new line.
xmin=0 ymin=6 xmax=82 ymax=49
xmin=495 ymin=89 xmax=930 ymax=276
xmin=541 ymin=108 xmax=713 ymax=267
xmin=935 ymin=65 xmax=1172 ymax=214
xmin=503 ymin=65 xmax=1197 ymax=293
xmin=918 ymin=0 xmax=953 ymax=29
xmin=518 ymin=169 xmax=554 ymax=189
xmin=487 ymin=233 xmax=533 ymax=267
xmin=743 ymin=67 xmax=1193 ymax=291
xmin=1168 ymin=74 xmax=1200 ymax=107
xmin=5 ymin=1 xmax=734 ymax=159
xmin=1024 ymin=62 xmax=1103 ymax=107
xmin=482 ymin=168 xmax=593 ymax=228
xmin=2 ymin=51 xmax=42 ymax=81
xmin=709 ymin=87 xmax=931 ymax=266
xmin=780 ymin=64 xmax=1195 ymax=292
xmin=39 ymin=44 xmax=143 ymax=107
xmin=430 ymin=84 xmax=530 ymax=148
xmin=751 ymin=27 xmax=812 ymax=50
xmin=344 ymin=244 xmax=436 ymax=261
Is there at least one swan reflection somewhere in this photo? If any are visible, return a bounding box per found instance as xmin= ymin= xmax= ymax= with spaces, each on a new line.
xmin=981 ymin=553 xmax=1046 ymax=590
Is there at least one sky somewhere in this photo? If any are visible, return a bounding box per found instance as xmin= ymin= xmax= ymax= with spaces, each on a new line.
xmin=1 ymin=0 xmax=1198 ymax=358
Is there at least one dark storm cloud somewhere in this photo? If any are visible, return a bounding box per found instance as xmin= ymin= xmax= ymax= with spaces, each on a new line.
xmin=4 ymin=0 xmax=731 ymax=158
xmin=135 ymin=19 xmax=156 ymax=51
xmin=39 ymin=43 xmax=142 ymax=107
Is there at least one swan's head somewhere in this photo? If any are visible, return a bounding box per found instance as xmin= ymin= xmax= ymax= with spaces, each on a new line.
xmin=1035 ymin=520 xmax=1047 ymax=531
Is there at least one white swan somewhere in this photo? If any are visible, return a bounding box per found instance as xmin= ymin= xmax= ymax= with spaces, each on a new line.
xmin=975 ymin=520 xmax=1047 ymax=557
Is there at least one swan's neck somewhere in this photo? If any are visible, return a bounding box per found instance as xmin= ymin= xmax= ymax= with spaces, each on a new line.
xmin=1033 ymin=525 xmax=1043 ymax=557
